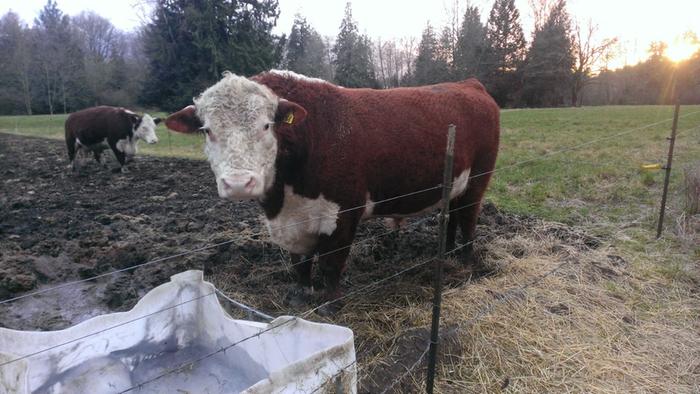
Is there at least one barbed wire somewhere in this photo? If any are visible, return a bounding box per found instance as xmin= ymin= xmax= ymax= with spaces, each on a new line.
xmin=443 ymin=258 xmax=571 ymax=336
xmin=118 ymin=317 xmax=298 ymax=393
xmin=113 ymin=256 xmax=438 ymax=392
xmin=3 ymin=110 xmax=697 ymax=307
xmin=230 ymin=213 xmax=438 ymax=289
xmin=1 ymin=110 xmax=698 ymax=393
xmin=0 ymin=185 xmax=441 ymax=306
xmin=0 ymin=290 xmax=217 ymax=368
xmin=379 ymin=343 xmax=431 ymax=394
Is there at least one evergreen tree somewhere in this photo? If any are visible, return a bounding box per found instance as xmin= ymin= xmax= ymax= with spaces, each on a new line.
xmin=332 ymin=3 xmax=378 ymax=88
xmin=483 ymin=0 xmax=527 ymax=106
xmin=0 ymin=12 xmax=32 ymax=114
xmin=521 ymin=0 xmax=575 ymax=107
xmin=454 ymin=6 xmax=487 ymax=80
xmin=437 ymin=25 xmax=456 ymax=80
xmin=141 ymin=0 xmax=283 ymax=109
xmin=413 ymin=22 xmax=450 ymax=85
xmin=284 ymin=14 xmax=331 ymax=80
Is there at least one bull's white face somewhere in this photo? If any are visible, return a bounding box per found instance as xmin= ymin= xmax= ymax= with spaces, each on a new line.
xmin=194 ymin=74 xmax=279 ymax=200
xmin=133 ymin=114 xmax=159 ymax=144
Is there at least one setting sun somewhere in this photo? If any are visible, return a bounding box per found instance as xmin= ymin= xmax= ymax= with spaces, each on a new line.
xmin=666 ymin=40 xmax=699 ymax=62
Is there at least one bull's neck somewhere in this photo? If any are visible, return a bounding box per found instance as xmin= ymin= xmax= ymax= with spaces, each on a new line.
xmin=259 ymin=155 xmax=305 ymax=219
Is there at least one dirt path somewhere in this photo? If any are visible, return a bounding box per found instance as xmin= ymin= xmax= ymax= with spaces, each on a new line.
xmin=1 ymin=133 xmax=265 ymax=329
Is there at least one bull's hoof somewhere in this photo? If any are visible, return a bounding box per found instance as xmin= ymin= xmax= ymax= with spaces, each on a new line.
xmin=285 ymin=285 xmax=313 ymax=308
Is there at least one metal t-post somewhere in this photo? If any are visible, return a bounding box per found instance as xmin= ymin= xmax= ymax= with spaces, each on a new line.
xmin=426 ymin=124 xmax=456 ymax=393
xmin=656 ymin=99 xmax=680 ymax=238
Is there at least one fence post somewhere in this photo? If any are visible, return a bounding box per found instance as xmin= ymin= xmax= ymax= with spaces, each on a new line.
xmin=426 ymin=124 xmax=456 ymax=393
xmin=656 ymin=98 xmax=681 ymax=238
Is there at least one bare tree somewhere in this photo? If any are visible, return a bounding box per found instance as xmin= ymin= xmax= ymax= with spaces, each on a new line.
xmin=323 ymin=36 xmax=335 ymax=81
xmin=529 ymin=0 xmax=554 ymax=32
xmin=375 ymin=37 xmax=388 ymax=87
xmin=401 ymin=36 xmax=417 ymax=83
xmin=571 ymin=19 xmax=618 ymax=106
xmin=73 ymin=11 xmax=118 ymax=61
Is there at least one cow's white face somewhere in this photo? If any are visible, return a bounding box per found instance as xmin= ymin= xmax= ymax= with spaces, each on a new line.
xmin=194 ymin=74 xmax=279 ymax=200
xmin=133 ymin=114 xmax=160 ymax=144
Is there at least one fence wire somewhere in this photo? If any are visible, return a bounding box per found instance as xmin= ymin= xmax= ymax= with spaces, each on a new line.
xmin=3 ymin=110 xmax=698 ymax=307
xmin=1 ymin=109 xmax=699 ymax=393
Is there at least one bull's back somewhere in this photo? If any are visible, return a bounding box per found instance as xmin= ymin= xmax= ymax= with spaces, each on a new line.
xmin=341 ymin=81 xmax=499 ymax=195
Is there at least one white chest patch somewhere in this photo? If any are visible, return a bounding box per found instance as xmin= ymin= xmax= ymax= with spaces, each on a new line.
xmin=116 ymin=138 xmax=137 ymax=156
xmin=265 ymin=186 xmax=340 ymax=255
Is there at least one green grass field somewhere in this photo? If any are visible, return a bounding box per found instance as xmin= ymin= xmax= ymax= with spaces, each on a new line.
xmin=2 ymin=105 xmax=698 ymax=227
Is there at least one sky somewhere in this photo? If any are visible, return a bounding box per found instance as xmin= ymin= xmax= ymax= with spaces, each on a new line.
xmin=4 ymin=0 xmax=700 ymax=70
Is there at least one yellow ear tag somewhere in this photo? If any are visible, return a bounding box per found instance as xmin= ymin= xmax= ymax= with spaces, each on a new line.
xmin=283 ymin=112 xmax=295 ymax=125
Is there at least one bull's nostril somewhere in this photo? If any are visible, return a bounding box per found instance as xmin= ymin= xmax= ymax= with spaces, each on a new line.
xmin=245 ymin=177 xmax=256 ymax=191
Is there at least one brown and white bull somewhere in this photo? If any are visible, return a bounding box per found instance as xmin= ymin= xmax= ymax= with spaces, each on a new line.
xmin=166 ymin=70 xmax=499 ymax=306
xmin=65 ymin=106 xmax=161 ymax=173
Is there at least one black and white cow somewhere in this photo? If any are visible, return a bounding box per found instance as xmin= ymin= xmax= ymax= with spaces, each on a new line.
xmin=65 ymin=106 xmax=160 ymax=173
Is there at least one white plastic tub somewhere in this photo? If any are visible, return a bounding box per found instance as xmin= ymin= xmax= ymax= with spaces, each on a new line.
xmin=0 ymin=270 xmax=356 ymax=393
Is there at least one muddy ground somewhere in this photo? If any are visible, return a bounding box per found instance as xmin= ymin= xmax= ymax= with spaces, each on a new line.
xmin=0 ymin=133 xmax=603 ymax=392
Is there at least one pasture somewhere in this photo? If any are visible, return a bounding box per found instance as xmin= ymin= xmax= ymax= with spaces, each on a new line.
xmin=0 ymin=105 xmax=699 ymax=392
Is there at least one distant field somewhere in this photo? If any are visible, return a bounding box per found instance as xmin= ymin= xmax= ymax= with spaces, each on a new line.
xmin=2 ymin=105 xmax=699 ymax=226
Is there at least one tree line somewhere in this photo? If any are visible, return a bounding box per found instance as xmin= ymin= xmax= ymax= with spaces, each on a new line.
xmin=1 ymin=0 xmax=698 ymax=115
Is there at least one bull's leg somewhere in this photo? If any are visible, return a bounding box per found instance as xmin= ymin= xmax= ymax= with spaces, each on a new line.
xmin=93 ymin=149 xmax=102 ymax=165
xmin=66 ymin=135 xmax=77 ymax=172
xmin=292 ymin=253 xmax=313 ymax=288
xmin=108 ymin=140 xmax=127 ymax=173
xmin=287 ymin=253 xmax=314 ymax=307
xmin=456 ymin=169 xmax=494 ymax=261
xmin=446 ymin=207 xmax=459 ymax=252
xmin=314 ymin=214 xmax=360 ymax=314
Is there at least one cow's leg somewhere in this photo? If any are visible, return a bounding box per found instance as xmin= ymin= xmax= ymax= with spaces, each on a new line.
xmin=66 ymin=135 xmax=78 ymax=172
xmin=287 ymin=253 xmax=314 ymax=307
xmin=455 ymin=169 xmax=494 ymax=262
xmin=292 ymin=253 xmax=313 ymax=288
xmin=108 ymin=140 xmax=127 ymax=173
xmin=446 ymin=205 xmax=460 ymax=252
xmin=93 ymin=149 xmax=102 ymax=165
xmin=314 ymin=214 xmax=361 ymax=314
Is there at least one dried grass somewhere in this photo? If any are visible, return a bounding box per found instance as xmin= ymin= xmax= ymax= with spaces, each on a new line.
xmin=208 ymin=210 xmax=699 ymax=393
xmin=357 ymin=219 xmax=698 ymax=392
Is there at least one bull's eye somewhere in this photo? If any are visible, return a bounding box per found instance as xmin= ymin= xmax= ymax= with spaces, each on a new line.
xmin=198 ymin=127 xmax=211 ymax=136
xmin=263 ymin=124 xmax=270 ymax=131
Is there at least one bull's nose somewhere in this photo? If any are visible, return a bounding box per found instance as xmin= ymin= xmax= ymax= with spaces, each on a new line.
xmin=221 ymin=175 xmax=257 ymax=194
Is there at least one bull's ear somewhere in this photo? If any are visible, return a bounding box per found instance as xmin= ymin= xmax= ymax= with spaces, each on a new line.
xmin=152 ymin=117 xmax=162 ymax=125
xmin=275 ymin=100 xmax=307 ymax=127
xmin=165 ymin=105 xmax=202 ymax=133
xmin=130 ymin=114 xmax=143 ymax=129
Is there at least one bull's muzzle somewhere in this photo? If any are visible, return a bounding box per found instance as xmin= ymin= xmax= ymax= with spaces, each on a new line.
xmin=218 ymin=171 xmax=263 ymax=200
